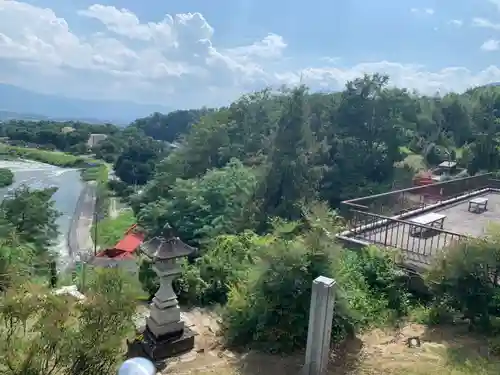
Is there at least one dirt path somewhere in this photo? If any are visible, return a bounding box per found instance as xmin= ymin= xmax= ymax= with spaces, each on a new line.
xmin=109 ymin=197 xmax=119 ymax=219
xmin=159 ymin=310 xmax=500 ymax=375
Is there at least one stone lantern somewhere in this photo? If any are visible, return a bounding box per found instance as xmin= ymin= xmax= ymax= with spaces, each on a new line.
xmin=140 ymin=225 xmax=197 ymax=361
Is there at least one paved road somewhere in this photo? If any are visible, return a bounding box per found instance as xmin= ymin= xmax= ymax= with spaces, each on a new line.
xmin=67 ymin=182 xmax=96 ymax=264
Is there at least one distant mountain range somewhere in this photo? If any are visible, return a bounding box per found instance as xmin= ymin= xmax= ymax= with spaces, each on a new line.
xmin=0 ymin=84 xmax=172 ymax=125
xmin=0 ymin=110 xmax=114 ymax=124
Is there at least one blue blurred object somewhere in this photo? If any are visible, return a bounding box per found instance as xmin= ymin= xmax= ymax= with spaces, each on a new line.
xmin=118 ymin=357 xmax=156 ymax=375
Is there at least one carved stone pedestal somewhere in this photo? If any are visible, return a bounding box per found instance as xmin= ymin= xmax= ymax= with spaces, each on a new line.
xmin=142 ymin=325 xmax=196 ymax=360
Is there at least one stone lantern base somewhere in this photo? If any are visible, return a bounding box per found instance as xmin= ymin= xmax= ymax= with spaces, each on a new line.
xmin=140 ymin=325 xmax=196 ymax=362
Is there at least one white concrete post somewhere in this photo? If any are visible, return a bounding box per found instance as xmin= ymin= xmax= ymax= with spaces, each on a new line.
xmin=303 ymin=276 xmax=336 ymax=375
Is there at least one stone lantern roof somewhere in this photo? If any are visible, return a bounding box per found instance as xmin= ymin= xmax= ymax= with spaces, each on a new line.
xmin=141 ymin=224 xmax=196 ymax=261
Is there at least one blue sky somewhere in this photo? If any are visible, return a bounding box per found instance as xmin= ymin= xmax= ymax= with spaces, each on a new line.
xmin=2 ymin=0 xmax=500 ymax=109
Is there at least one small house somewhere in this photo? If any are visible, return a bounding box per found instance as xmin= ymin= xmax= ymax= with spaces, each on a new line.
xmin=93 ymin=224 xmax=145 ymax=273
xmin=438 ymin=161 xmax=457 ymax=173
xmin=87 ymin=133 xmax=108 ymax=149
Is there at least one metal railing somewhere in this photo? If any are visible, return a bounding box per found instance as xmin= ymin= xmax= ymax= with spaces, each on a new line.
xmin=338 ymin=173 xmax=500 ymax=266
xmin=347 ymin=210 xmax=466 ymax=265
xmin=341 ymin=173 xmax=492 ymax=219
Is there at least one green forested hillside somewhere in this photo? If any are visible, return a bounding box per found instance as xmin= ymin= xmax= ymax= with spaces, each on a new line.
xmin=132 ymin=75 xmax=500 ymax=238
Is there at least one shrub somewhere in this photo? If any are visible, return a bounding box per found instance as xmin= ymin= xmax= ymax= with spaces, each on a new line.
xmin=426 ymin=230 xmax=500 ymax=332
xmin=138 ymin=256 xmax=159 ymax=299
xmin=221 ymin=235 xmax=347 ymax=353
xmin=174 ymin=231 xmax=269 ymax=306
xmin=410 ymin=302 xmax=455 ymax=326
xmin=0 ymin=168 xmax=13 ymax=187
xmin=108 ymin=178 xmax=135 ymax=198
xmin=220 ymin=230 xmax=410 ymax=353
xmin=0 ymin=267 xmax=140 ymax=375
xmin=335 ymin=247 xmax=411 ymax=327
xmin=354 ymin=246 xmax=410 ymax=317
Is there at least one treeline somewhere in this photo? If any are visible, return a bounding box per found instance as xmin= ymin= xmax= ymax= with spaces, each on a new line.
xmin=0 ymin=108 xmax=209 ymax=156
xmin=129 ymin=108 xmax=214 ymax=143
xmin=0 ymin=120 xmax=117 ymax=154
xmin=133 ymin=75 xmax=500 ymax=239
xmin=0 ymin=118 xmax=168 ymax=185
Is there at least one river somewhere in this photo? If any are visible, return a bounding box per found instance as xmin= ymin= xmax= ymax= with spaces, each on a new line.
xmin=0 ymin=160 xmax=84 ymax=266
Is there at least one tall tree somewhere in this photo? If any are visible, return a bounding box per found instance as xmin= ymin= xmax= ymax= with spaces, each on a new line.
xmin=0 ymin=185 xmax=60 ymax=254
xmin=114 ymin=137 xmax=164 ymax=185
xmin=138 ymin=158 xmax=258 ymax=243
xmin=258 ymin=86 xmax=322 ymax=221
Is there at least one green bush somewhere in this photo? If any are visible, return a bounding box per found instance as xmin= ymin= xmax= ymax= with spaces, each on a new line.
xmin=0 ymin=168 xmax=14 ymax=188
xmin=354 ymin=246 xmax=410 ymax=317
xmin=221 ymin=235 xmax=346 ymax=353
xmin=220 ymin=233 xmax=409 ymax=353
xmin=174 ymin=231 xmax=269 ymax=306
xmin=108 ymin=179 xmax=135 ymax=198
xmin=335 ymin=247 xmax=411 ymax=327
xmin=426 ymin=231 xmax=500 ymax=332
xmin=138 ymin=256 xmax=159 ymax=299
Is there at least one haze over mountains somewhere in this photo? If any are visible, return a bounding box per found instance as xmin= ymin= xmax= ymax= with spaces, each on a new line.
xmin=3 ymin=81 xmax=500 ymax=126
xmin=0 ymin=84 xmax=172 ymax=125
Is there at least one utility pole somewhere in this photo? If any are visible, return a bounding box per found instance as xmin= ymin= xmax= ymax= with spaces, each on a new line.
xmin=93 ymin=185 xmax=99 ymax=256
xmin=80 ymin=259 xmax=86 ymax=292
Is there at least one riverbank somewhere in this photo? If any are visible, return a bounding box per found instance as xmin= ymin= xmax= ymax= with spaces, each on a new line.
xmin=0 ymin=145 xmax=121 ymax=273
xmin=0 ymin=144 xmax=89 ymax=167
xmin=0 ymin=145 xmax=110 ymax=270
xmin=0 ymin=144 xmax=109 ymax=213
xmin=0 ymin=160 xmax=85 ymax=270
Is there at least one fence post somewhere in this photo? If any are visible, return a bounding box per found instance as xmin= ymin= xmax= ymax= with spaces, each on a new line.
xmin=384 ymin=223 xmax=389 ymax=246
xmin=303 ymin=276 xmax=336 ymax=375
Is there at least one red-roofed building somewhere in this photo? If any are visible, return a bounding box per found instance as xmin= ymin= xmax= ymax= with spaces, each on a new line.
xmin=114 ymin=226 xmax=145 ymax=254
xmin=93 ymin=224 xmax=145 ymax=273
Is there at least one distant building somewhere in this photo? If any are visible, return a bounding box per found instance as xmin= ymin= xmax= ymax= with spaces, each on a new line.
xmin=61 ymin=126 xmax=75 ymax=134
xmin=92 ymin=224 xmax=145 ymax=274
xmin=87 ymin=133 xmax=108 ymax=149
xmin=438 ymin=161 xmax=457 ymax=169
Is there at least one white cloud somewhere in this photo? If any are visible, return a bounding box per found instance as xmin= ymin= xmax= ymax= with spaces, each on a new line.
xmin=448 ymin=19 xmax=463 ymax=27
xmin=472 ymin=17 xmax=500 ymax=30
xmin=489 ymin=0 xmax=500 ymax=11
xmin=481 ymin=39 xmax=500 ymax=51
xmin=1 ymin=1 xmax=500 ymax=109
xmin=410 ymin=8 xmax=435 ymax=15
